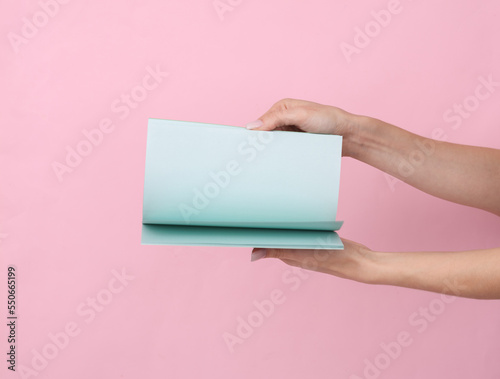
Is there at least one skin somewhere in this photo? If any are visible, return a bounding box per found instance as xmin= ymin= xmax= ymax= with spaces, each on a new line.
xmin=247 ymin=98 xmax=500 ymax=300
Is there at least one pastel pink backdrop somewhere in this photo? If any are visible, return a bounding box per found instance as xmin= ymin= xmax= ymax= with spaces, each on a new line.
xmin=2 ymin=0 xmax=500 ymax=378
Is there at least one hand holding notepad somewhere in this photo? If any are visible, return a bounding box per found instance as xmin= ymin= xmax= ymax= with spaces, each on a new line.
xmin=141 ymin=119 xmax=344 ymax=249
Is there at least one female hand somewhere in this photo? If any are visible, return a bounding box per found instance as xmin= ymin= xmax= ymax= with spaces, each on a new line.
xmin=246 ymin=100 xmax=375 ymax=283
xmin=245 ymin=98 xmax=360 ymax=157
xmin=251 ymin=239 xmax=380 ymax=285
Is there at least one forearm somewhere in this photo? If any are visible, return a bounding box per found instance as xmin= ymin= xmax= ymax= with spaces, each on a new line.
xmin=344 ymin=115 xmax=500 ymax=215
xmin=367 ymin=247 xmax=500 ymax=299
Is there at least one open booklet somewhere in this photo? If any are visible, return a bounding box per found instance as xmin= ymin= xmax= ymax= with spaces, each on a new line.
xmin=141 ymin=119 xmax=344 ymax=249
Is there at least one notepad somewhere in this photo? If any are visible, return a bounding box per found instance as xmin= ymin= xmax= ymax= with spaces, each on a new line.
xmin=141 ymin=119 xmax=344 ymax=249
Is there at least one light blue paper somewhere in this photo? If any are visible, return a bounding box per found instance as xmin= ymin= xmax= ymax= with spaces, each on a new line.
xmin=141 ymin=119 xmax=344 ymax=249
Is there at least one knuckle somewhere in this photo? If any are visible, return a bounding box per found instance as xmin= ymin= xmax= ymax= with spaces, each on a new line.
xmin=273 ymin=98 xmax=293 ymax=112
xmin=271 ymin=100 xmax=296 ymax=123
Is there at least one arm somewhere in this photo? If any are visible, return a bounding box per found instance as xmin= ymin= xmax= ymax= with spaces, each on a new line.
xmin=372 ymin=245 xmax=500 ymax=299
xmin=247 ymin=99 xmax=500 ymax=216
xmin=252 ymin=241 xmax=500 ymax=300
xmin=246 ymin=98 xmax=500 ymax=216
xmin=347 ymin=115 xmax=500 ymax=216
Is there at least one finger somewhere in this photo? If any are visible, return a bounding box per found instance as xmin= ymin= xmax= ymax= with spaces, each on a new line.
xmin=246 ymin=98 xmax=304 ymax=131
xmin=251 ymin=247 xmax=323 ymax=262
xmin=278 ymin=258 xmax=326 ymax=274
xmin=281 ymin=258 xmax=340 ymax=278
xmin=252 ymin=249 xmax=338 ymax=276
xmin=267 ymin=248 xmax=339 ymax=274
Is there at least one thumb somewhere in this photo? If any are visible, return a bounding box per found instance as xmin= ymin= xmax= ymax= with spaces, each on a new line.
xmin=245 ymin=98 xmax=301 ymax=131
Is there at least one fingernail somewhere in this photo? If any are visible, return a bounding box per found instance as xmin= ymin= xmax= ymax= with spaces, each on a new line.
xmin=246 ymin=120 xmax=263 ymax=130
xmin=251 ymin=248 xmax=267 ymax=262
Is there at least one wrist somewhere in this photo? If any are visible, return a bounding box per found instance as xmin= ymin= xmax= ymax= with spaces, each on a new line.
xmin=359 ymin=250 xmax=396 ymax=285
xmin=338 ymin=113 xmax=376 ymax=159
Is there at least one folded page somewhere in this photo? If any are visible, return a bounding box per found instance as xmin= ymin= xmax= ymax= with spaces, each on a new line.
xmin=142 ymin=119 xmax=342 ymax=231
xmin=142 ymin=224 xmax=344 ymax=249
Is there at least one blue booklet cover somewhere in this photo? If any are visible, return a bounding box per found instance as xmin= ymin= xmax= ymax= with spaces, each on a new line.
xmin=141 ymin=119 xmax=344 ymax=249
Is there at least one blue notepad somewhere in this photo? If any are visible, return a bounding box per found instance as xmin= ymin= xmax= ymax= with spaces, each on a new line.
xmin=141 ymin=119 xmax=344 ymax=249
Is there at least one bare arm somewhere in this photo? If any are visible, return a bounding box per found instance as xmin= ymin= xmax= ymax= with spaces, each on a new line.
xmin=347 ymin=116 xmax=500 ymax=216
xmin=373 ymin=246 xmax=500 ymax=299
xmin=247 ymin=98 xmax=500 ymax=215
xmin=252 ymin=241 xmax=500 ymax=299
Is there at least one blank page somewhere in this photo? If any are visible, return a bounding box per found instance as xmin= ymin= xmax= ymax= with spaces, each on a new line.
xmin=142 ymin=119 xmax=342 ymax=231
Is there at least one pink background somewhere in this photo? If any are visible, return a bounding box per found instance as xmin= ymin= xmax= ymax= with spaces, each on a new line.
xmin=2 ymin=0 xmax=500 ymax=378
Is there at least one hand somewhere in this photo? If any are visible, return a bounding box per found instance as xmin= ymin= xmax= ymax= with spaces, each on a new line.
xmin=245 ymin=98 xmax=360 ymax=157
xmin=251 ymin=238 xmax=380 ymax=285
